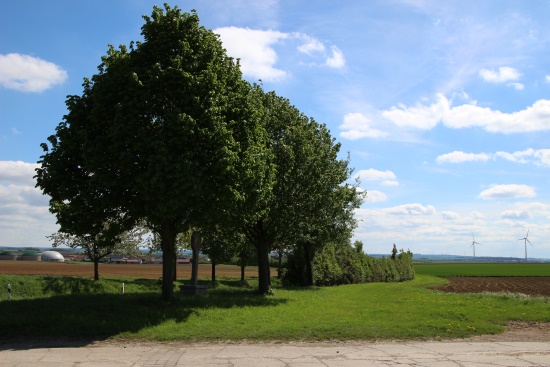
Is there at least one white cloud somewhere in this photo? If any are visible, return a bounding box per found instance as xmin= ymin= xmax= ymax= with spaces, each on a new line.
xmin=0 ymin=53 xmax=67 ymax=92
xmin=11 ymin=127 xmax=21 ymax=136
xmin=546 ymin=75 xmax=550 ymax=83
xmin=215 ymin=27 xmax=288 ymax=82
xmin=479 ymin=66 xmax=521 ymax=83
xmin=325 ymin=46 xmax=345 ymax=68
xmin=500 ymin=210 xmax=532 ymax=220
xmin=436 ymin=148 xmax=550 ymax=166
xmin=381 ymin=94 xmax=550 ymax=134
xmin=507 ymin=82 xmax=524 ymax=90
xmin=215 ymin=27 xmax=345 ymax=82
xmin=385 ymin=203 xmax=436 ymax=216
xmin=297 ymin=35 xmax=325 ymax=55
xmin=364 ymin=189 xmax=388 ymax=203
xmin=380 ymin=94 xmax=449 ymax=130
xmin=356 ymin=169 xmax=397 ymax=183
xmin=478 ymin=184 xmax=536 ymax=200
xmin=339 ymin=113 xmax=388 ymax=140
xmin=441 ymin=211 xmax=460 ymax=220
xmin=0 ymin=161 xmax=39 ymax=186
xmin=436 ymin=151 xmax=491 ymax=164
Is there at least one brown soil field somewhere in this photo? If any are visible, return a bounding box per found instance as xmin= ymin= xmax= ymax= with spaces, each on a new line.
xmin=0 ymin=261 xmax=265 ymax=279
xmin=432 ymin=276 xmax=550 ymax=297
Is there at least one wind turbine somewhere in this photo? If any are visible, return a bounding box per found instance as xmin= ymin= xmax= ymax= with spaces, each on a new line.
xmin=470 ymin=234 xmax=482 ymax=258
xmin=518 ymin=229 xmax=533 ymax=260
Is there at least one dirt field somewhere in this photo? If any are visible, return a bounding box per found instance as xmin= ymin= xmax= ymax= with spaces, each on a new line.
xmin=0 ymin=261 xmax=262 ymax=279
xmin=431 ymin=276 xmax=550 ymax=297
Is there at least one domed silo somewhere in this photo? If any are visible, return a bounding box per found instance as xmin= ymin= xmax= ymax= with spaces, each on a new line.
xmin=41 ymin=250 xmax=65 ymax=262
xmin=0 ymin=251 xmax=18 ymax=261
xmin=20 ymin=251 xmax=41 ymax=261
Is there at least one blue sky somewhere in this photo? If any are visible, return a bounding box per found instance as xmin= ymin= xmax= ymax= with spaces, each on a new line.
xmin=1 ymin=0 xmax=549 ymax=258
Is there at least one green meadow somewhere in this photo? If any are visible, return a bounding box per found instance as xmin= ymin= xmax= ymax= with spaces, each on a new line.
xmin=1 ymin=272 xmax=548 ymax=342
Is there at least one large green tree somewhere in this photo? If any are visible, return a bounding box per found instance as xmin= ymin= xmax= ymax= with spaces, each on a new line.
xmin=242 ymin=90 xmax=362 ymax=293
xmin=36 ymin=5 xmax=269 ymax=300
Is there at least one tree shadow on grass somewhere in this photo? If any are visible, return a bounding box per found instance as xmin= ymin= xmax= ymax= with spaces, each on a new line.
xmin=0 ymin=278 xmax=288 ymax=350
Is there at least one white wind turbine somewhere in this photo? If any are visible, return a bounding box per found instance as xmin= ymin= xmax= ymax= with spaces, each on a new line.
xmin=518 ymin=229 xmax=533 ymax=260
xmin=470 ymin=234 xmax=482 ymax=258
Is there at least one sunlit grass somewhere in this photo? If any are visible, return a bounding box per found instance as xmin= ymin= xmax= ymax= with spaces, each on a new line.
xmin=1 ymin=274 xmax=548 ymax=342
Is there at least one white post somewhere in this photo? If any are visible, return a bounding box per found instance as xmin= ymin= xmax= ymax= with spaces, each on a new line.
xmin=121 ymin=282 xmax=125 ymax=294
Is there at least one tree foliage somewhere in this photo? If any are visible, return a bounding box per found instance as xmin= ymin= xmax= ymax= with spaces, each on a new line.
xmin=36 ymin=5 xmax=269 ymax=300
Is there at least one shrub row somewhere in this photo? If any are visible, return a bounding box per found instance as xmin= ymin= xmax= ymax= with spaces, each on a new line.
xmin=284 ymin=243 xmax=415 ymax=286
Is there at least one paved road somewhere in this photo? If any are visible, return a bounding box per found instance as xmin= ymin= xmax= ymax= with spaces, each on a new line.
xmin=1 ymin=341 xmax=549 ymax=366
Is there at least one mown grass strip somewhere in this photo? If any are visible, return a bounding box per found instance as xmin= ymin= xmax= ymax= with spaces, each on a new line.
xmin=1 ymin=274 xmax=548 ymax=342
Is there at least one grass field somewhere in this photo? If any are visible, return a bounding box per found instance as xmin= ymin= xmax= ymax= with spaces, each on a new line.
xmin=414 ymin=263 xmax=550 ymax=277
xmin=1 ymin=273 xmax=548 ymax=342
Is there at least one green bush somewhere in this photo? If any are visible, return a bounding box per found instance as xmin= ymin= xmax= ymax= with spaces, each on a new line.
xmin=285 ymin=242 xmax=414 ymax=286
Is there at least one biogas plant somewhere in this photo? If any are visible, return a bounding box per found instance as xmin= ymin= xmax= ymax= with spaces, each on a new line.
xmin=0 ymin=250 xmax=65 ymax=262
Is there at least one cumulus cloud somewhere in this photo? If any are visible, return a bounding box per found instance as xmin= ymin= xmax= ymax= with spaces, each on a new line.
xmin=0 ymin=161 xmax=39 ymax=186
xmin=500 ymin=210 xmax=532 ymax=220
xmin=0 ymin=53 xmax=67 ymax=92
xmin=363 ymin=189 xmax=388 ymax=203
xmin=478 ymin=184 xmax=536 ymax=200
xmin=339 ymin=113 xmax=388 ymax=140
xmin=215 ymin=27 xmax=288 ymax=82
xmin=380 ymin=94 xmax=449 ymax=130
xmin=325 ymin=46 xmax=345 ymax=68
xmin=381 ymin=94 xmax=550 ymax=134
xmin=384 ymin=203 xmax=436 ymax=216
xmin=546 ymin=75 xmax=550 ymax=83
xmin=355 ymin=169 xmax=398 ymax=186
xmin=215 ymin=27 xmax=345 ymax=82
xmin=436 ymin=148 xmax=550 ymax=166
xmin=436 ymin=151 xmax=492 ymax=164
xmin=479 ymin=66 xmax=521 ymax=83
xmin=507 ymin=82 xmax=524 ymax=90
xmin=441 ymin=211 xmax=461 ymax=220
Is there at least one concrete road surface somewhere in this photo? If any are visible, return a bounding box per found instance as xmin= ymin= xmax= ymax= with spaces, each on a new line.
xmin=1 ymin=341 xmax=549 ymax=366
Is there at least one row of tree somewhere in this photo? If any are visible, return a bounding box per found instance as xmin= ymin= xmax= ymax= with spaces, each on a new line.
xmin=36 ymin=5 xmax=364 ymax=300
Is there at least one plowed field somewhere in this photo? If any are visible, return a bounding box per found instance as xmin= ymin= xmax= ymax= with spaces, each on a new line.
xmin=0 ymin=261 xmax=262 ymax=279
xmin=432 ymin=277 xmax=550 ymax=297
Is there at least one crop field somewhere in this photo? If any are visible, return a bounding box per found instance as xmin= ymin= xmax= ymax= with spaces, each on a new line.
xmin=0 ymin=260 xmax=265 ymax=279
xmin=414 ymin=263 xmax=550 ymax=277
xmin=415 ymin=263 xmax=550 ymax=297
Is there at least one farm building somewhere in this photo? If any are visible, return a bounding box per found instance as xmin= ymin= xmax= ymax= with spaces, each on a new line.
xmin=0 ymin=251 xmax=18 ymax=260
xmin=20 ymin=251 xmax=41 ymax=261
xmin=41 ymin=250 xmax=65 ymax=262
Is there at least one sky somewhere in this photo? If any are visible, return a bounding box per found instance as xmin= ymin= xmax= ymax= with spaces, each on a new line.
xmin=1 ymin=0 xmax=549 ymax=258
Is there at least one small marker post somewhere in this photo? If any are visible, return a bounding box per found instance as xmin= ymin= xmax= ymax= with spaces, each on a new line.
xmin=121 ymin=282 xmax=125 ymax=294
xmin=7 ymin=284 xmax=11 ymax=300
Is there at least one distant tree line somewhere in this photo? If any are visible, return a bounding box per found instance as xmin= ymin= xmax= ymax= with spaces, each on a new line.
xmin=35 ymin=4 xmax=412 ymax=300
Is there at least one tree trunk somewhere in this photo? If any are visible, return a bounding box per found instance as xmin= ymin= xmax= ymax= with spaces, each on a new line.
xmin=190 ymin=231 xmax=201 ymax=285
xmin=160 ymin=222 xmax=177 ymax=301
xmin=240 ymin=255 xmax=246 ymax=282
xmin=173 ymin=246 xmax=177 ymax=281
xmin=303 ymin=242 xmax=313 ymax=286
xmin=277 ymin=251 xmax=283 ymax=279
xmin=211 ymin=261 xmax=216 ymax=285
xmin=93 ymin=260 xmax=100 ymax=281
xmin=255 ymin=240 xmax=270 ymax=293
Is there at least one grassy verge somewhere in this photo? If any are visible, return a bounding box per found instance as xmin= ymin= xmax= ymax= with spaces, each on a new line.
xmin=415 ymin=263 xmax=550 ymax=277
xmin=0 ymin=274 xmax=548 ymax=342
